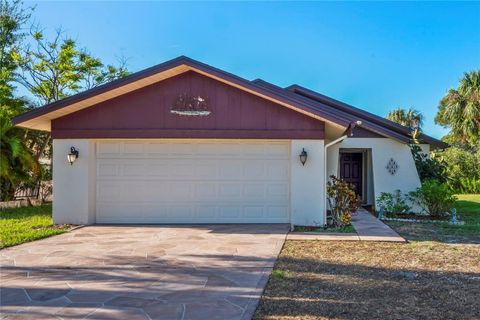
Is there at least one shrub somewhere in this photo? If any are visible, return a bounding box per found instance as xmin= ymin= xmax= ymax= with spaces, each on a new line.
xmin=376 ymin=190 xmax=411 ymax=214
xmin=327 ymin=175 xmax=362 ymax=227
xmin=457 ymin=177 xmax=480 ymax=194
xmin=408 ymin=180 xmax=457 ymax=218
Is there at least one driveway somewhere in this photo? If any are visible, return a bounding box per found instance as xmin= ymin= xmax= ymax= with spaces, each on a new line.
xmin=0 ymin=224 xmax=288 ymax=320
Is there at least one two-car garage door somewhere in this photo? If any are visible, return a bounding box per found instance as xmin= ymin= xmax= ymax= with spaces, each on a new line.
xmin=95 ymin=140 xmax=290 ymax=223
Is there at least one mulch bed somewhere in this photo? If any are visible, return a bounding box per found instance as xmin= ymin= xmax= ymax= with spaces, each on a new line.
xmin=254 ymin=241 xmax=480 ymax=320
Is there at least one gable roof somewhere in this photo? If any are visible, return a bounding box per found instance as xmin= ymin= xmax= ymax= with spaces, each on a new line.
xmin=12 ymin=55 xmax=448 ymax=149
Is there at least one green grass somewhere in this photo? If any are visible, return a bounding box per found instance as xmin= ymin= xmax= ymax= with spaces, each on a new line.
xmin=0 ymin=204 xmax=70 ymax=249
xmin=294 ymin=224 xmax=356 ymax=233
xmin=386 ymin=194 xmax=480 ymax=242
xmin=455 ymin=194 xmax=480 ymax=224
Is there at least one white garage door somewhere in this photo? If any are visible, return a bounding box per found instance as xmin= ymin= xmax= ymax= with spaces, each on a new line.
xmin=95 ymin=140 xmax=290 ymax=223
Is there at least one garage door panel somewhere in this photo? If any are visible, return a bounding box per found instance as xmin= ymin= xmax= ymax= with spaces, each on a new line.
xmin=142 ymin=205 xmax=169 ymax=218
xmin=146 ymin=164 xmax=171 ymax=177
xmin=195 ymin=206 xmax=217 ymax=218
xmin=98 ymin=163 xmax=119 ymax=177
xmin=123 ymin=142 xmax=145 ymax=154
xmin=242 ymin=144 xmax=265 ymax=156
xmin=243 ymin=184 xmax=265 ymax=198
xmin=96 ymin=141 xmax=290 ymax=223
xmin=170 ymin=143 xmax=196 ymax=155
xmin=194 ymin=183 xmax=217 ymax=199
xmin=219 ymin=184 xmax=242 ymax=198
xmin=267 ymin=162 xmax=289 ymax=180
xmin=97 ymin=182 xmax=121 ymax=200
xmin=266 ymin=143 xmax=290 ymax=157
xmin=219 ymin=161 xmax=244 ymax=179
xmin=243 ymin=161 xmax=265 ymax=178
xmin=169 ymin=206 xmax=194 ymax=218
xmin=244 ymin=206 xmax=264 ymax=218
xmin=220 ymin=206 xmax=241 ymax=218
xmin=267 ymin=184 xmax=289 ymax=198
xmin=122 ymin=164 xmax=146 ymax=176
xmin=97 ymin=142 xmax=120 ymax=155
xmin=196 ymin=163 xmax=218 ymax=177
xmin=267 ymin=206 xmax=289 ymax=218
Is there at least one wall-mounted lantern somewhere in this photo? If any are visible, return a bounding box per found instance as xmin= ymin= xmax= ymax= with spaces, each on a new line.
xmin=67 ymin=147 xmax=79 ymax=165
xmin=299 ymin=148 xmax=308 ymax=166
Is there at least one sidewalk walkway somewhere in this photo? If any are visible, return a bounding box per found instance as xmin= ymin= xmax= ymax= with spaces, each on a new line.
xmin=352 ymin=208 xmax=405 ymax=242
xmin=287 ymin=208 xmax=406 ymax=242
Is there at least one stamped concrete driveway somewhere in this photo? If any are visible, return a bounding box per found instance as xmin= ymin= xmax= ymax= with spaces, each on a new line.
xmin=0 ymin=224 xmax=288 ymax=320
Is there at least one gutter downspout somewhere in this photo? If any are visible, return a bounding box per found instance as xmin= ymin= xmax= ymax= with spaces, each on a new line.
xmin=324 ymin=135 xmax=348 ymax=225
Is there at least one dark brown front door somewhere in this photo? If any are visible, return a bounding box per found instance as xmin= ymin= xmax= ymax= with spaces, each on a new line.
xmin=340 ymin=153 xmax=363 ymax=197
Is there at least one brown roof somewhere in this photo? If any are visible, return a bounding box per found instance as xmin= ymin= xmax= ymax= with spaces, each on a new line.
xmin=12 ymin=55 xmax=447 ymax=149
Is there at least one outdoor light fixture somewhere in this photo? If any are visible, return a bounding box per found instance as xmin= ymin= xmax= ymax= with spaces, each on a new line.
xmin=299 ymin=148 xmax=308 ymax=166
xmin=67 ymin=147 xmax=79 ymax=165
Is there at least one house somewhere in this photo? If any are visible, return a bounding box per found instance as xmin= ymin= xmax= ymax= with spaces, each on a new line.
xmin=13 ymin=56 xmax=447 ymax=226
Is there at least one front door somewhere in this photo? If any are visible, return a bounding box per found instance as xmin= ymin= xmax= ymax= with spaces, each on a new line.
xmin=340 ymin=153 xmax=363 ymax=197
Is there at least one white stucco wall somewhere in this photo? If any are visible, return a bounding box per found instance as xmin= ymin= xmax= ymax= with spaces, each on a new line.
xmin=327 ymin=138 xmax=422 ymax=211
xmin=290 ymin=140 xmax=325 ymax=226
xmin=53 ymin=139 xmax=95 ymax=225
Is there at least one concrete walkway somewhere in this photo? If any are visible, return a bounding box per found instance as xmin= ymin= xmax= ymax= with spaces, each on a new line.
xmin=288 ymin=208 xmax=406 ymax=242
xmin=352 ymin=208 xmax=406 ymax=242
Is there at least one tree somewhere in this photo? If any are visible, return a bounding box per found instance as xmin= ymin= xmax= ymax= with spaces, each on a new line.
xmin=0 ymin=0 xmax=31 ymax=115
xmin=14 ymin=27 xmax=129 ymax=161
xmin=386 ymin=107 xmax=424 ymax=140
xmin=0 ymin=116 xmax=40 ymax=200
xmin=15 ymin=28 xmax=129 ymax=105
xmin=436 ymin=146 xmax=480 ymax=193
xmin=435 ymin=71 xmax=480 ymax=146
xmin=1 ymin=0 xmax=128 ymax=200
xmin=0 ymin=0 xmax=38 ymax=201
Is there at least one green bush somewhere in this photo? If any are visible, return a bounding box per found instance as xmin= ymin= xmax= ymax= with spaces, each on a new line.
xmin=408 ymin=180 xmax=457 ymax=218
xmin=376 ymin=190 xmax=411 ymax=214
xmin=457 ymin=177 xmax=480 ymax=194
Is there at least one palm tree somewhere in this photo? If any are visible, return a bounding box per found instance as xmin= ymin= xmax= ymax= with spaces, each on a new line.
xmin=0 ymin=116 xmax=40 ymax=201
xmin=386 ymin=107 xmax=424 ymax=140
xmin=435 ymin=71 xmax=480 ymax=146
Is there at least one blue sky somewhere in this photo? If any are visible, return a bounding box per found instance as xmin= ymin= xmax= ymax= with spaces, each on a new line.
xmin=28 ymin=1 xmax=480 ymax=139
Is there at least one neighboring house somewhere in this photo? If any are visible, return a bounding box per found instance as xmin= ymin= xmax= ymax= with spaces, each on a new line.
xmin=13 ymin=56 xmax=447 ymax=226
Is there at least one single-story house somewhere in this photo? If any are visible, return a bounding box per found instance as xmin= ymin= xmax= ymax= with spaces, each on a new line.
xmin=13 ymin=56 xmax=447 ymax=226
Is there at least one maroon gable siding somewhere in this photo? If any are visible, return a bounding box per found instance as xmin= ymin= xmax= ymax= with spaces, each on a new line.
xmin=51 ymin=71 xmax=324 ymax=139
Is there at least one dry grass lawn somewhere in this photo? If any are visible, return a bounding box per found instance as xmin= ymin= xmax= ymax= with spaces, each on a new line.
xmin=255 ymin=195 xmax=480 ymax=320
xmin=255 ymin=241 xmax=480 ymax=320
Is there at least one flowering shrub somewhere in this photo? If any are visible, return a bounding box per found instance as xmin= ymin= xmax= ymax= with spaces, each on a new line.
xmin=327 ymin=176 xmax=362 ymax=227
xmin=341 ymin=212 xmax=352 ymax=226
